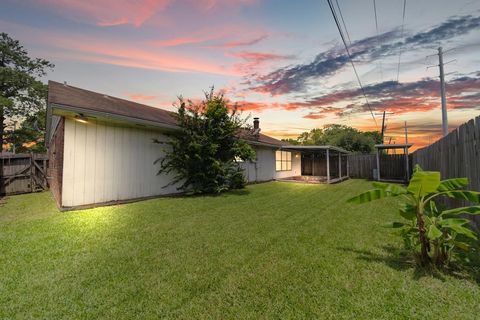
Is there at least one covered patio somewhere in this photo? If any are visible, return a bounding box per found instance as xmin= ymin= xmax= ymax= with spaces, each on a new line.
xmin=278 ymin=146 xmax=350 ymax=184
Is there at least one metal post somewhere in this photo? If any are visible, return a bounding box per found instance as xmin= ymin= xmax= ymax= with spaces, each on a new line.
xmin=338 ymin=152 xmax=342 ymax=179
xmin=312 ymin=153 xmax=315 ymax=176
xmin=438 ymin=47 xmax=448 ymax=136
xmin=405 ymin=146 xmax=410 ymax=182
xmin=326 ymin=149 xmax=330 ymax=183
xmin=376 ymin=148 xmax=381 ymax=181
xmin=346 ymin=155 xmax=349 ymax=177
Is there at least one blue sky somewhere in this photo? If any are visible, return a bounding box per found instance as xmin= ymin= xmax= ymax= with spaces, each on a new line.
xmin=2 ymin=0 xmax=480 ymax=148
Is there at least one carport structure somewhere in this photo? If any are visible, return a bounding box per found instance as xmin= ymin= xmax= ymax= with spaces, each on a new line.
xmin=280 ymin=145 xmax=350 ymax=184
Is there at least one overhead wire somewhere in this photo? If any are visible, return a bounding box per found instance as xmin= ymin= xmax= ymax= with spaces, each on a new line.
xmin=335 ymin=0 xmax=352 ymax=46
xmin=326 ymin=0 xmax=378 ymax=127
xmin=373 ymin=0 xmax=383 ymax=81
xmin=395 ymin=0 xmax=407 ymax=83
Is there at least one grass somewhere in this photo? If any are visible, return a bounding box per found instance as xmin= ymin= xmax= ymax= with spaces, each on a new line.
xmin=0 ymin=180 xmax=479 ymax=319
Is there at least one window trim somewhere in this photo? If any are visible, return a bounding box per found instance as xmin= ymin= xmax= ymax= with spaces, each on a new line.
xmin=276 ymin=150 xmax=292 ymax=172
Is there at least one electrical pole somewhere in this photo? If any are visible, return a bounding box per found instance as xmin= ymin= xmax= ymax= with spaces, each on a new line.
xmin=404 ymin=121 xmax=408 ymax=144
xmin=438 ymin=47 xmax=448 ymax=136
xmin=12 ymin=121 xmax=17 ymax=154
xmin=375 ymin=111 xmax=394 ymax=144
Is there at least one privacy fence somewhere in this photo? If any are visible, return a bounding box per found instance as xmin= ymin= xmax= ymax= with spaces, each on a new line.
xmin=348 ymin=153 xmax=410 ymax=182
xmin=412 ymin=115 xmax=480 ymax=226
xmin=0 ymin=153 xmax=49 ymax=195
xmin=348 ymin=114 xmax=480 ymax=226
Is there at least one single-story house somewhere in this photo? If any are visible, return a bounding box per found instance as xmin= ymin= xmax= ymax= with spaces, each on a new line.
xmin=47 ymin=81 xmax=349 ymax=209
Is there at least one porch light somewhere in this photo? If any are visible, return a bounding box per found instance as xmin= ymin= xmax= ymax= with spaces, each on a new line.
xmin=295 ymin=153 xmax=300 ymax=158
xmin=75 ymin=114 xmax=88 ymax=124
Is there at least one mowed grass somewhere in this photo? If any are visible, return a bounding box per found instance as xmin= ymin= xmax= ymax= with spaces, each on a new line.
xmin=0 ymin=180 xmax=479 ymax=319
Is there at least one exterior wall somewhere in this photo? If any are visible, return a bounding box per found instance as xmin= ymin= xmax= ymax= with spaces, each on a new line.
xmin=240 ymin=148 xmax=302 ymax=182
xmin=240 ymin=146 xmax=276 ymax=182
xmin=61 ymin=118 xmax=179 ymax=207
xmin=47 ymin=116 xmax=65 ymax=206
xmin=275 ymin=151 xmax=302 ymax=179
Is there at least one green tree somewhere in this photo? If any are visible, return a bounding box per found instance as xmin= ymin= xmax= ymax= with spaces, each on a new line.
xmin=157 ymin=90 xmax=256 ymax=194
xmin=287 ymin=125 xmax=381 ymax=153
xmin=0 ymin=32 xmax=53 ymax=151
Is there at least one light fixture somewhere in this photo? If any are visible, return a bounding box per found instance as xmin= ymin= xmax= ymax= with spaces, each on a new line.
xmin=75 ymin=114 xmax=88 ymax=124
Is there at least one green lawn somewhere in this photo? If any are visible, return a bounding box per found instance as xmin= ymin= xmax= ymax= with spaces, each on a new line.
xmin=0 ymin=180 xmax=479 ymax=319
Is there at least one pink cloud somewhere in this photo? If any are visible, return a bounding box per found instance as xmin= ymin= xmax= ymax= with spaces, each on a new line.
xmin=228 ymin=51 xmax=293 ymax=75
xmin=129 ymin=94 xmax=160 ymax=101
xmin=207 ymin=35 xmax=268 ymax=48
xmin=33 ymin=0 xmax=171 ymax=27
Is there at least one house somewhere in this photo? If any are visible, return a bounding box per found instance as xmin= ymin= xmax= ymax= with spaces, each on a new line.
xmin=47 ymin=81 xmax=349 ymax=209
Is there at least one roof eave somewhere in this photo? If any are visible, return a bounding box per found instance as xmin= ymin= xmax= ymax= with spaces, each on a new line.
xmin=49 ymin=102 xmax=180 ymax=131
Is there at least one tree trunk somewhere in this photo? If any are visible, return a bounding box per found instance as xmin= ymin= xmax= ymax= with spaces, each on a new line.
xmin=416 ymin=206 xmax=430 ymax=265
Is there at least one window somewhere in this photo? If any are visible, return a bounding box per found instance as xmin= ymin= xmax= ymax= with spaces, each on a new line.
xmin=276 ymin=151 xmax=292 ymax=171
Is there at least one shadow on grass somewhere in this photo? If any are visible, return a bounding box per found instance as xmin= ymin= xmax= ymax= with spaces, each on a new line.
xmin=337 ymin=245 xmax=480 ymax=284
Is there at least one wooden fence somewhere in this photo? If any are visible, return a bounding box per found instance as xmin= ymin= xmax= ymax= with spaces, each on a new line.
xmin=348 ymin=153 xmax=410 ymax=181
xmin=347 ymin=154 xmax=376 ymax=179
xmin=0 ymin=153 xmax=49 ymax=195
xmin=412 ymin=115 xmax=480 ymax=226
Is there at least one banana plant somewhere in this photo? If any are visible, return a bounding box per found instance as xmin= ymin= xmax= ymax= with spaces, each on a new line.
xmin=347 ymin=165 xmax=480 ymax=266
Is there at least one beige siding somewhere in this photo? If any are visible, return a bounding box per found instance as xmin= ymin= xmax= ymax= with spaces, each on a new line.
xmin=274 ymin=151 xmax=302 ymax=179
xmin=240 ymin=146 xmax=277 ymax=183
xmin=62 ymin=118 xmax=179 ymax=207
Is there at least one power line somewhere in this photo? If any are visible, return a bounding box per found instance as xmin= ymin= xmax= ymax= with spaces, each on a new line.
xmin=335 ymin=0 xmax=352 ymax=46
xmin=326 ymin=0 xmax=378 ymax=128
xmin=395 ymin=0 xmax=407 ymax=83
xmin=373 ymin=0 xmax=383 ymax=81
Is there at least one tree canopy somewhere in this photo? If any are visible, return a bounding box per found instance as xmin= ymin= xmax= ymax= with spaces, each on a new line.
xmin=283 ymin=124 xmax=381 ymax=153
xmin=157 ymin=90 xmax=255 ymax=194
xmin=0 ymin=32 xmax=53 ymax=152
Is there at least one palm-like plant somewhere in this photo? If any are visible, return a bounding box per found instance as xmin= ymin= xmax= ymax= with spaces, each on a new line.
xmin=348 ymin=165 xmax=480 ymax=266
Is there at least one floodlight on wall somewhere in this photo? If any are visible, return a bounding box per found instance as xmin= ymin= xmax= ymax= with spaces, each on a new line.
xmin=75 ymin=114 xmax=88 ymax=124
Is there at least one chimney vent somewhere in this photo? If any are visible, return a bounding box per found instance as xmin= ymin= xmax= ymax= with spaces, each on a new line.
xmin=253 ymin=117 xmax=260 ymax=130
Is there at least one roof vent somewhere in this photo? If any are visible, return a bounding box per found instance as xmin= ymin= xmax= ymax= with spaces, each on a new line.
xmin=103 ymin=94 xmax=110 ymax=99
xmin=252 ymin=117 xmax=261 ymax=137
xmin=63 ymin=81 xmax=68 ymax=86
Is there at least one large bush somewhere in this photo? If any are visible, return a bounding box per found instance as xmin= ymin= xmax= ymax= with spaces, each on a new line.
xmin=157 ymin=90 xmax=255 ymax=194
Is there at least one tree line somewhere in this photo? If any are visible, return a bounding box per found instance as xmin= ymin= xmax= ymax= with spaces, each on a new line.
xmin=282 ymin=124 xmax=382 ymax=154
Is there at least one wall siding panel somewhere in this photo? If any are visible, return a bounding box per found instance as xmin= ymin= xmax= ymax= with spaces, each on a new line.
xmin=61 ymin=118 xmax=180 ymax=207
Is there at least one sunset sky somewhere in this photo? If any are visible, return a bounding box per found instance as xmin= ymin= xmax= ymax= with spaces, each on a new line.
xmin=2 ymin=0 xmax=480 ymax=149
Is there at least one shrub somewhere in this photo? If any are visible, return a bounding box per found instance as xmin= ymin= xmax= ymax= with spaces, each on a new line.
xmin=348 ymin=165 xmax=480 ymax=267
xmin=156 ymin=89 xmax=255 ymax=194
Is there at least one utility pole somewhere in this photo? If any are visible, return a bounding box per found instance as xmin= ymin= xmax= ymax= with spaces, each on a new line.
xmin=375 ymin=111 xmax=394 ymax=143
xmin=428 ymin=47 xmax=455 ymax=137
xmin=404 ymin=121 xmax=408 ymax=144
xmin=438 ymin=47 xmax=448 ymax=136
xmin=12 ymin=121 xmax=17 ymax=154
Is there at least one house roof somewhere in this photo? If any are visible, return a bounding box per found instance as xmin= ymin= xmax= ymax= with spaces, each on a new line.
xmin=281 ymin=145 xmax=350 ymax=154
xmin=47 ymin=81 xmax=286 ymax=148
xmin=48 ymin=80 xmax=177 ymax=127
